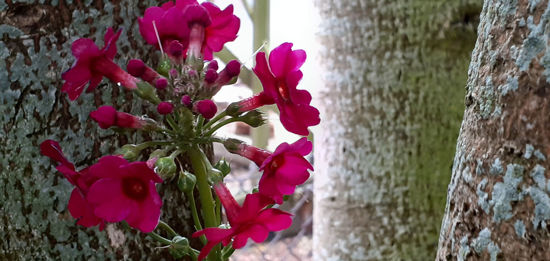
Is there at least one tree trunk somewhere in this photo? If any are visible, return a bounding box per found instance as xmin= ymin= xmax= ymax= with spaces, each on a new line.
xmin=437 ymin=1 xmax=550 ymax=260
xmin=313 ymin=0 xmax=481 ymax=260
xmin=0 ymin=1 xmax=193 ymax=259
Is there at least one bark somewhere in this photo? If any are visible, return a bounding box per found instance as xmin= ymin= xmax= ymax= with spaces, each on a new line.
xmin=313 ymin=0 xmax=481 ymax=260
xmin=0 ymin=1 xmax=194 ymax=260
xmin=437 ymin=0 xmax=550 ymax=260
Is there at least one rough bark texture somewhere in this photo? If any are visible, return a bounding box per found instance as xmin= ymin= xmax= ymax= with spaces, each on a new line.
xmin=313 ymin=0 xmax=481 ymax=260
xmin=437 ymin=0 xmax=550 ymax=260
xmin=0 ymin=1 xmax=194 ymax=260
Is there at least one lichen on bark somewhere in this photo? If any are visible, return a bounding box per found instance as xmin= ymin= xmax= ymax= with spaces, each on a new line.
xmin=437 ymin=0 xmax=550 ymax=260
xmin=0 ymin=1 xmax=193 ymax=259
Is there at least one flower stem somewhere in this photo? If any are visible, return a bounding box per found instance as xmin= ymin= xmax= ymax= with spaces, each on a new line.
xmin=187 ymin=190 xmax=207 ymax=245
xmin=157 ymin=220 xmax=177 ymax=238
xmin=188 ymin=146 xmax=221 ymax=261
xmin=202 ymin=111 xmax=227 ymax=131
xmin=204 ymin=118 xmax=239 ymax=137
xmin=148 ymin=232 xmax=172 ymax=245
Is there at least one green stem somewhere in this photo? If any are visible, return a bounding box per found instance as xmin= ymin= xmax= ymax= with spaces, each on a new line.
xmin=157 ymin=220 xmax=177 ymax=238
xmin=202 ymin=111 xmax=227 ymax=131
xmin=204 ymin=118 xmax=239 ymax=137
xmin=166 ymin=114 xmax=180 ymax=132
xmin=215 ymin=196 xmax=221 ymax=225
xmin=187 ymin=190 xmax=207 ymax=245
xmin=196 ymin=115 xmax=205 ymax=134
xmin=136 ymin=140 xmax=173 ymax=150
xmin=188 ymin=146 xmax=221 ymax=260
xmin=221 ymin=244 xmax=235 ymax=260
xmin=148 ymin=232 xmax=172 ymax=245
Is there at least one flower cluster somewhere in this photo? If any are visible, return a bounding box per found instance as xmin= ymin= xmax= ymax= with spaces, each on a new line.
xmin=41 ymin=1 xmax=319 ymax=260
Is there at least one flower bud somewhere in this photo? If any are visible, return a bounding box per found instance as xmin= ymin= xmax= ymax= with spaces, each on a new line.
xmin=225 ymin=102 xmax=242 ymax=117
xmin=157 ymin=59 xmax=171 ymax=77
xmin=238 ymin=110 xmax=265 ymax=127
xmin=146 ymin=149 xmax=166 ymax=168
xmin=204 ymin=69 xmax=218 ymax=84
xmin=169 ymin=236 xmax=191 ymax=259
xmin=222 ymin=138 xmax=244 ymax=153
xmin=127 ymin=59 xmax=146 ymax=77
xmin=207 ymin=60 xmax=218 ymax=71
xmin=188 ymin=69 xmax=198 ymax=78
xmin=157 ymin=101 xmax=174 ymax=115
xmin=135 ymin=81 xmax=161 ymax=104
xmin=177 ymin=171 xmax=196 ymax=193
xmin=214 ymin=158 xmax=231 ymax=177
xmin=155 ymin=157 xmax=177 ymax=179
xmin=118 ymin=144 xmax=141 ymax=161
xmin=168 ymin=40 xmax=184 ymax=60
xmin=169 ymin=69 xmax=179 ymax=78
xmin=194 ymin=99 xmax=217 ymax=119
xmin=155 ymin=78 xmax=168 ymax=90
xmin=208 ymin=168 xmax=223 ymax=184
xmin=181 ymin=95 xmax=192 ymax=107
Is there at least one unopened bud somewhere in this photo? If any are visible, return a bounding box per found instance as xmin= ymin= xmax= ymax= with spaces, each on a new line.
xmin=177 ymin=171 xmax=196 ymax=193
xmin=214 ymin=158 xmax=231 ymax=177
xmin=207 ymin=60 xmax=218 ymax=71
xmin=155 ymin=78 xmax=168 ymax=90
xmin=157 ymin=59 xmax=171 ymax=77
xmin=169 ymin=236 xmax=190 ymax=259
xmin=135 ymin=81 xmax=161 ymax=104
xmin=169 ymin=69 xmax=179 ymax=78
xmin=238 ymin=110 xmax=265 ymax=127
xmin=194 ymin=99 xmax=217 ymax=119
xmin=127 ymin=59 xmax=145 ymax=77
xmin=157 ymin=101 xmax=174 ymax=115
xmin=181 ymin=95 xmax=192 ymax=107
xmin=118 ymin=144 xmax=140 ymax=161
xmin=204 ymin=69 xmax=218 ymax=84
xmin=155 ymin=157 xmax=177 ymax=179
xmin=225 ymin=102 xmax=242 ymax=117
xmin=222 ymin=138 xmax=243 ymax=153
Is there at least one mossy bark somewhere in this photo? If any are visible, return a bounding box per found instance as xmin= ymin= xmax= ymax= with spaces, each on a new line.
xmin=0 ymin=1 xmax=193 ymax=260
xmin=313 ymin=0 xmax=480 ymax=260
xmin=438 ymin=0 xmax=550 ymax=260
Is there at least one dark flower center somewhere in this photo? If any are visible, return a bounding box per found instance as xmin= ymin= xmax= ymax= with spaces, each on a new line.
xmin=122 ymin=177 xmax=148 ymax=200
xmin=276 ymin=79 xmax=290 ymax=102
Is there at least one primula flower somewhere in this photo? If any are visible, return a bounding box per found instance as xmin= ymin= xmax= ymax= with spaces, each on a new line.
xmin=62 ymin=28 xmax=137 ymax=100
xmin=231 ymin=43 xmax=320 ymax=136
xmin=138 ymin=0 xmax=239 ymax=60
xmin=193 ymin=183 xmax=292 ymax=261
xmin=40 ymin=140 xmax=105 ymax=229
xmin=90 ymin=105 xmax=144 ymax=129
xmin=225 ymin=138 xmax=313 ymax=204
xmin=86 ymin=156 xmax=163 ymax=233
xmin=127 ymin=59 xmax=168 ymax=89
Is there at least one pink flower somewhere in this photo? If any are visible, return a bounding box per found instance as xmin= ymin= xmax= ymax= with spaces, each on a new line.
xmin=138 ymin=0 xmax=239 ymax=60
xmin=228 ymin=138 xmax=313 ymax=204
xmin=62 ymin=28 xmax=137 ymax=100
xmin=193 ymin=183 xmax=292 ymax=261
xmin=90 ymin=105 xmax=144 ymax=129
xmin=127 ymin=59 xmax=168 ymax=89
xmin=86 ymin=156 xmax=163 ymax=233
xmin=234 ymin=43 xmax=320 ymax=136
xmin=40 ymin=140 xmax=105 ymax=229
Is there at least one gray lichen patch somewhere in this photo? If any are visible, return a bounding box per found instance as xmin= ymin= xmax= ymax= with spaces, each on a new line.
xmin=527 ymin=186 xmax=550 ymax=229
xmin=530 ymin=164 xmax=546 ymax=190
xmin=490 ymin=158 xmax=503 ymax=175
xmin=457 ymin=236 xmax=471 ymax=261
xmin=477 ymin=178 xmax=490 ymax=213
xmin=470 ymin=228 xmax=501 ymax=261
xmin=489 ymin=164 xmax=524 ymax=222
xmin=524 ymin=144 xmax=534 ymax=159
xmin=515 ymin=36 xmax=546 ymax=71
xmin=497 ymin=76 xmax=518 ymax=96
xmin=514 ymin=219 xmax=526 ymax=238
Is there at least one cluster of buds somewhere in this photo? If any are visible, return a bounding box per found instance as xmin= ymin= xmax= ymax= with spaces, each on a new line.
xmin=40 ymin=1 xmax=320 ymax=260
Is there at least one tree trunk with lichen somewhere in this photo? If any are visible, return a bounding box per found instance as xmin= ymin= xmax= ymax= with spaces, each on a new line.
xmin=437 ymin=1 xmax=550 ymax=260
xmin=0 ymin=1 xmax=193 ymax=260
xmin=313 ymin=0 xmax=480 ymax=260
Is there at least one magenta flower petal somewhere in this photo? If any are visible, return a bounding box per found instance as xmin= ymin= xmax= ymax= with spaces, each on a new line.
xmin=71 ymin=38 xmax=100 ymax=59
xmin=122 ymin=161 xmax=164 ymax=183
xmin=89 ymin=155 xmax=128 ymax=179
xmin=40 ymin=140 xmax=74 ymax=169
xmin=68 ymin=188 xmax=103 ymax=228
xmin=232 ymin=224 xmax=268 ymax=248
xmin=125 ymin=187 xmax=161 ymax=233
xmin=138 ymin=7 xmax=166 ymax=46
xmin=90 ymin=105 xmax=117 ymax=129
xmin=87 ymin=178 xmax=132 ymax=222
xmin=202 ymin=3 xmax=240 ymax=60
xmin=256 ymin=209 xmax=293 ymax=231
xmin=193 ymin=227 xmax=235 ymax=261
xmin=268 ymin=43 xmax=306 ymax=78
xmin=61 ymin=64 xmax=92 ymax=100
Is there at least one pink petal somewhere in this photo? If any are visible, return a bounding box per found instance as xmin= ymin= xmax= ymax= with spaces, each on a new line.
xmin=87 ymin=74 xmax=103 ymax=92
xmin=161 ymin=7 xmax=189 ymax=41
xmin=88 ymin=155 xmax=128 ymax=179
xmin=87 ymin=178 xmax=133 ymax=222
xmin=176 ymin=0 xmax=199 ymax=9
xmin=285 ymin=70 xmax=304 ymax=95
xmin=232 ymin=224 xmax=268 ymax=248
xmin=71 ymin=38 xmax=100 ymax=58
xmin=268 ymin=43 xmax=306 ymax=78
xmin=102 ymin=27 xmax=122 ymax=60
xmin=258 ymin=174 xmax=285 ymax=204
xmin=276 ymin=155 xmax=311 ymax=185
xmin=56 ymin=164 xmax=79 ymax=185
xmin=61 ymin=64 xmax=92 ymax=100
xmin=126 ymin=189 xmax=161 ymax=233
xmin=289 ymin=137 xmax=313 ymax=156
xmin=203 ymin=3 xmax=240 ymax=59
xmin=68 ymin=188 xmax=103 ymax=228
xmin=253 ymin=52 xmax=277 ymax=99
xmin=213 ymin=183 xmax=241 ymax=224
xmin=239 ymin=193 xmax=273 ymax=223
xmin=122 ymin=161 xmax=163 ymax=183
xmin=257 ymin=208 xmax=293 ymax=231
xmin=139 ymin=7 xmax=166 ymax=46
xmin=40 ymin=140 xmax=74 ymax=169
